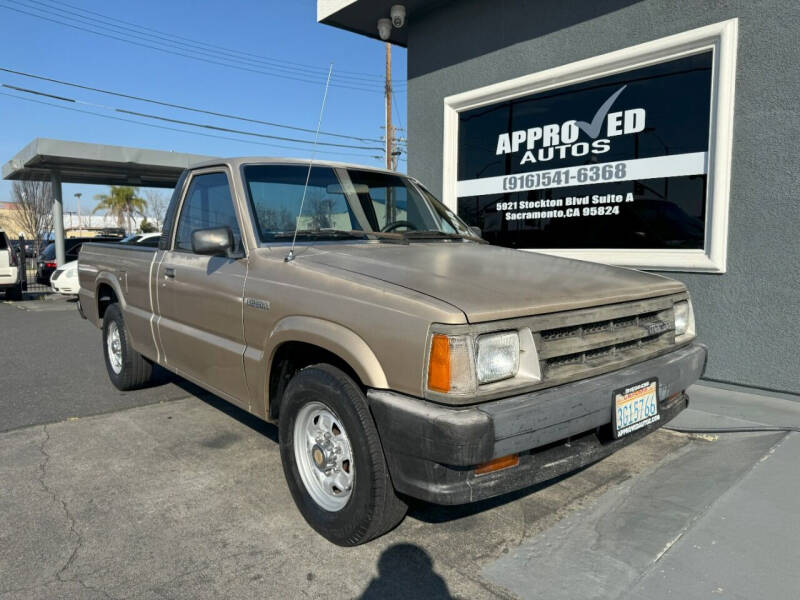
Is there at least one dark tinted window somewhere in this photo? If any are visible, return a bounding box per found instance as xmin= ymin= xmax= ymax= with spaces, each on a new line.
xmin=174 ymin=172 xmax=242 ymax=252
xmin=66 ymin=242 xmax=82 ymax=258
xmin=41 ymin=243 xmax=55 ymax=259
xmin=0 ymin=233 xmax=7 ymax=250
xmin=456 ymin=52 xmax=712 ymax=250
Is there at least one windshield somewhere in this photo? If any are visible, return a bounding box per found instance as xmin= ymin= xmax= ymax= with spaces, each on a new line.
xmin=243 ymin=164 xmax=477 ymax=242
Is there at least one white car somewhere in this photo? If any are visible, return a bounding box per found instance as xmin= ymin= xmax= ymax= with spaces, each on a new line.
xmin=50 ymin=259 xmax=79 ymax=295
xmin=0 ymin=230 xmax=23 ymax=299
xmin=121 ymin=232 xmax=162 ymax=246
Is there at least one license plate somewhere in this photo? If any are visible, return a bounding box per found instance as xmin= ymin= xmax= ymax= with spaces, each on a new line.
xmin=613 ymin=379 xmax=660 ymax=439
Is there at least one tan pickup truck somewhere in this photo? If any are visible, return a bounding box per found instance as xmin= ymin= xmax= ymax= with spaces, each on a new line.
xmin=78 ymin=158 xmax=706 ymax=545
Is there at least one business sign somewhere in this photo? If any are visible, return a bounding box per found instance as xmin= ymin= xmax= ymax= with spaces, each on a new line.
xmin=456 ymin=51 xmax=713 ymax=250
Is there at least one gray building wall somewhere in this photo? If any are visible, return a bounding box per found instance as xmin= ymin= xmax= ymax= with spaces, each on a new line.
xmin=406 ymin=0 xmax=800 ymax=396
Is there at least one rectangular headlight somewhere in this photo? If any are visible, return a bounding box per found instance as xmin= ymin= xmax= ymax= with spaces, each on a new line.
xmin=674 ymin=300 xmax=690 ymax=336
xmin=476 ymin=331 xmax=520 ymax=384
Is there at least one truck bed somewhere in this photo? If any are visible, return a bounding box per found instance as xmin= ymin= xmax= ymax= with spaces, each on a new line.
xmin=79 ymin=242 xmax=160 ymax=360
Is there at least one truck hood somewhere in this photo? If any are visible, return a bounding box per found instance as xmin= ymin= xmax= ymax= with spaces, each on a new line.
xmin=300 ymin=242 xmax=686 ymax=323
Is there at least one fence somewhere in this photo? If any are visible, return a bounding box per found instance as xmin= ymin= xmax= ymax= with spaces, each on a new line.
xmin=9 ymin=236 xmax=52 ymax=298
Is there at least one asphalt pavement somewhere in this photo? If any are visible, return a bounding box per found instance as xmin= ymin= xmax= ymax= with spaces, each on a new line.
xmin=1 ymin=295 xmax=798 ymax=599
xmin=0 ymin=297 xmax=208 ymax=433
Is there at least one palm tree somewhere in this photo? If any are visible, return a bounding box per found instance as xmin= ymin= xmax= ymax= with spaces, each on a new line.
xmin=93 ymin=186 xmax=147 ymax=235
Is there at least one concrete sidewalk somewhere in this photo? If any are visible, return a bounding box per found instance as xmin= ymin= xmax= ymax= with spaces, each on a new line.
xmin=482 ymin=384 xmax=800 ymax=599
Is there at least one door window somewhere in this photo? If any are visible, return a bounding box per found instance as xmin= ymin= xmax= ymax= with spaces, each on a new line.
xmin=174 ymin=172 xmax=243 ymax=253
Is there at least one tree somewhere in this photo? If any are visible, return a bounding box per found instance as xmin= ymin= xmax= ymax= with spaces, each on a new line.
xmin=9 ymin=179 xmax=53 ymax=254
xmin=93 ymin=186 xmax=146 ymax=235
xmin=143 ymin=189 xmax=169 ymax=230
xmin=138 ymin=218 xmax=158 ymax=233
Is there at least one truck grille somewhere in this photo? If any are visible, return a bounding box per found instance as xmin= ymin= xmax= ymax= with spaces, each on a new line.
xmin=529 ymin=295 xmax=680 ymax=387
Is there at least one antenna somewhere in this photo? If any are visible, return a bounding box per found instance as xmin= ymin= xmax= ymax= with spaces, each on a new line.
xmin=286 ymin=63 xmax=334 ymax=262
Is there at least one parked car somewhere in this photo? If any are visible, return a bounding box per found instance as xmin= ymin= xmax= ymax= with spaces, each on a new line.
xmin=78 ymin=158 xmax=706 ymax=546
xmin=0 ymin=230 xmax=24 ymax=299
xmin=50 ymin=259 xmax=79 ymax=296
xmin=120 ymin=232 xmax=162 ymax=247
xmin=36 ymin=237 xmax=120 ymax=284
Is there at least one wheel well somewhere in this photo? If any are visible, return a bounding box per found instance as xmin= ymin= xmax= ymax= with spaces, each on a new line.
xmin=96 ymin=283 xmax=118 ymax=319
xmin=268 ymin=341 xmax=362 ymax=420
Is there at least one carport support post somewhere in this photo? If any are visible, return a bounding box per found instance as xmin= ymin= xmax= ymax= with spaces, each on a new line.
xmin=51 ymin=171 xmax=65 ymax=267
xmin=17 ymin=233 xmax=26 ymax=291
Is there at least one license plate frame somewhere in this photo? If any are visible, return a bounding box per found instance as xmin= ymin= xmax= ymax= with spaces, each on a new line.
xmin=612 ymin=378 xmax=660 ymax=439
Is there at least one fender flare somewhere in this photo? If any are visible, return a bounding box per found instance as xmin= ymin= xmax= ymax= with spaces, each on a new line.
xmin=94 ymin=272 xmax=126 ymax=317
xmin=266 ymin=316 xmax=389 ymax=390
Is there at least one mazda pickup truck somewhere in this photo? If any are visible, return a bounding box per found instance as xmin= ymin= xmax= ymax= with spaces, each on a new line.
xmin=78 ymin=158 xmax=706 ymax=545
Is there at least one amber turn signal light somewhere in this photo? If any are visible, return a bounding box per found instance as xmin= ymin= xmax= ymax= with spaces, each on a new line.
xmin=427 ymin=334 xmax=451 ymax=393
xmin=474 ymin=454 xmax=519 ymax=475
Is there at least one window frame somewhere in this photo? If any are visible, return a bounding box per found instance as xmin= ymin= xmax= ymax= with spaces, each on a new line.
xmin=170 ymin=167 xmax=247 ymax=257
xmin=441 ymin=19 xmax=738 ymax=273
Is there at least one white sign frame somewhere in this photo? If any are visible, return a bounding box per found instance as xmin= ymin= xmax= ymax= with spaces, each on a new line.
xmin=442 ymin=19 xmax=738 ymax=273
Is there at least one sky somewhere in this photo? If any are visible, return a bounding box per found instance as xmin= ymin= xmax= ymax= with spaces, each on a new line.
xmin=0 ymin=0 xmax=407 ymax=214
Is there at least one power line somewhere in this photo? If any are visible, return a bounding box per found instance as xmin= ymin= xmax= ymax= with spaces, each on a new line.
xmin=0 ymin=2 xmax=406 ymax=95
xmin=0 ymin=90 xmax=382 ymax=160
xmin=2 ymin=83 xmax=385 ymax=151
xmin=15 ymin=0 xmax=406 ymax=91
xmin=0 ymin=66 xmax=384 ymax=143
xmin=30 ymin=0 xmax=400 ymax=83
xmin=16 ymin=0 xmax=401 ymax=90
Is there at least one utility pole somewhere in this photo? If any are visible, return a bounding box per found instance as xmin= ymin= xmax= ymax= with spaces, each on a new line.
xmin=74 ymin=192 xmax=82 ymax=235
xmin=385 ymin=42 xmax=393 ymax=171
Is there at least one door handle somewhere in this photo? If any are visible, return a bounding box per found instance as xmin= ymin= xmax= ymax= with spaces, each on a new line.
xmin=164 ymin=267 xmax=175 ymax=279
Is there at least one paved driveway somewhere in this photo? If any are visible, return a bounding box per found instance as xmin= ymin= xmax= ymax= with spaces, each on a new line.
xmin=1 ymin=298 xmax=797 ymax=599
xmin=0 ymin=299 xmax=206 ymax=433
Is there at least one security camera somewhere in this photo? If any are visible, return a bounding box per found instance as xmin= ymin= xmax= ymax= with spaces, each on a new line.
xmin=377 ymin=17 xmax=392 ymax=40
xmin=390 ymin=5 xmax=406 ymax=28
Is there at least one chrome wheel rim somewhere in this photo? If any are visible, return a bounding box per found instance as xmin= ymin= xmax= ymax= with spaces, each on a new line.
xmin=293 ymin=401 xmax=354 ymax=512
xmin=107 ymin=321 xmax=123 ymax=374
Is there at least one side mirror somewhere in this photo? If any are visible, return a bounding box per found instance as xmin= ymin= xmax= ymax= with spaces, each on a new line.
xmin=469 ymin=226 xmax=483 ymax=238
xmin=191 ymin=226 xmax=235 ymax=256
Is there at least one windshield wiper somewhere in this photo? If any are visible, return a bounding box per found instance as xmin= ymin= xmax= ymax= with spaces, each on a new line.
xmin=272 ymin=229 xmax=407 ymax=242
xmin=400 ymin=230 xmax=468 ymax=241
xmin=273 ymin=229 xmax=368 ymax=240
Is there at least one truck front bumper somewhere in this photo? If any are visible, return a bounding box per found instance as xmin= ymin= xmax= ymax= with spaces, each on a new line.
xmin=367 ymin=342 xmax=707 ymax=505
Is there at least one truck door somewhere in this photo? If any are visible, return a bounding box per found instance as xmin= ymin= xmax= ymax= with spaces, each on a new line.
xmin=155 ymin=169 xmax=250 ymax=405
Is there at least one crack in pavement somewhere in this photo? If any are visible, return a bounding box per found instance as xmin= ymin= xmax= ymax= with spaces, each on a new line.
xmin=35 ymin=424 xmax=115 ymax=600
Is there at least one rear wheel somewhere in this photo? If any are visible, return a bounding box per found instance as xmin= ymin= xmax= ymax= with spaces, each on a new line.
xmin=102 ymin=303 xmax=153 ymax=390
xmin=279 ymin=364 xmax=407 ymax=546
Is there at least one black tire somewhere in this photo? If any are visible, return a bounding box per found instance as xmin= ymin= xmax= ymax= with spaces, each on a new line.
xmin=279 ymin=364 xmax=407 ymax=546
xmin=102 ymin=303 xmax=153 ymax=390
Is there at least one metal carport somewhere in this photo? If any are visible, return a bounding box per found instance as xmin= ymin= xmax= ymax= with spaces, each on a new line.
xmin=2 ymin=138 xmax=214 ymax=266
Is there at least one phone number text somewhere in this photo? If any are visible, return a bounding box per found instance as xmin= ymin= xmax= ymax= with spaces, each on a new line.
xmin=501 ymin=162 xmax=627 ymax=192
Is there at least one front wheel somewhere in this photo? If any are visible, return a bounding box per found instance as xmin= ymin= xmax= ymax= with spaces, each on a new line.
xmin=102 ymin=304 xmax=153 ymax=390
xmin=279 ymin=364 xmax=407 ymax=546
